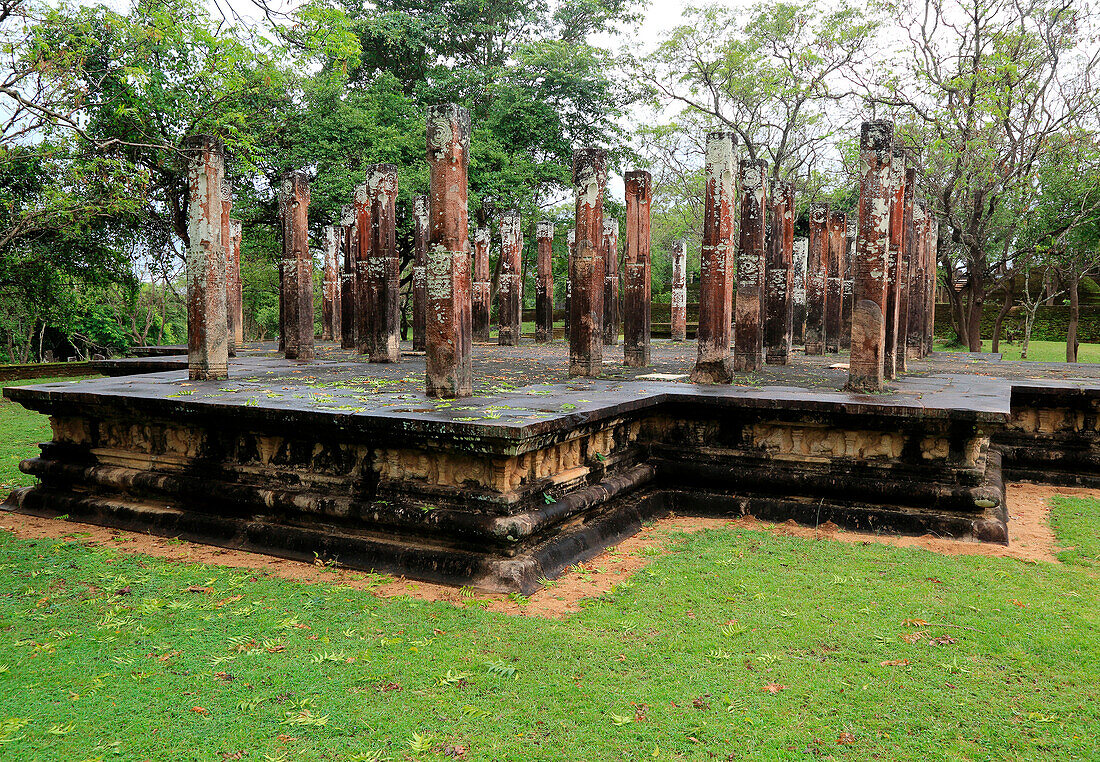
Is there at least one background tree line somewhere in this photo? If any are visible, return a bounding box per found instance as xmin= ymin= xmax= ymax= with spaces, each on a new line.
xmin=2 ymin=0 xmax=1098 ymax=362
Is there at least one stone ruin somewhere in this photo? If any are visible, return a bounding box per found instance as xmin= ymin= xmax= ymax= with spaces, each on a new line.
xmin=4 ymin=113 xmax=1099 ymax=593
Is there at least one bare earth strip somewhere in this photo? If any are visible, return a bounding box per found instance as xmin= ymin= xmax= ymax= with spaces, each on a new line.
xmin=0 ymin=483 xmax=1086 ymax=618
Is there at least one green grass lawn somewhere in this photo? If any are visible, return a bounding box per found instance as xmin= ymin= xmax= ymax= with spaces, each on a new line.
xmin=936 ymin=339 xmax=1100 ymax=363
xmin=1 ymin=379 xmax=1099 ymax=760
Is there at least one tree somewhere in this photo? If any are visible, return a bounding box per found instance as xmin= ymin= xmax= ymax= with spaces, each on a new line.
xmin=873 ymin=0 xmax=1100 ymax=351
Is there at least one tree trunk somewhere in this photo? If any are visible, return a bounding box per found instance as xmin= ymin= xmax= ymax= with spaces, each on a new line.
xmin=965 ymin=274 xmax=984 ymax=352
xmin=1067 ymin=275 xmax=1079 ymax=363
xmin=991 ymin=284 xmax=1013 ymax=353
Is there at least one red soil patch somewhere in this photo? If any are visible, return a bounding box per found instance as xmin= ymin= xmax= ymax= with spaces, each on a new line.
xmin=0 ymin=483 xmax=1088 ymax=618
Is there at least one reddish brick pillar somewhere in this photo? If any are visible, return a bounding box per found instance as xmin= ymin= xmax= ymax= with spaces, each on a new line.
xmin=692 ymin=132 xmax=739 ymax=382
xmin=228 ymin=218 xmax=243 ymax=348
xmin=883 ymin=148 xmax=907 ymax=379
xmin=603 ymin=218 xmax=620 ymax=346
xmin=219 ymin=191 xmax=236 ymax=359
xmin=792 ymin=236 xmax=807 ymax=346
xmin=623 ymin=169 xmax=652 ymax=367
xmin=825 ymin=210 xmax=847 ymax=353
xmin=339 ymin=205 xmax=357 ymax=350
xmin=354 ymin=182 xmax=371 ymax=355
xmin=841 ymin=219 xmax=855 ymax=350
xmin=279 ymin=169 xmax=313 ymax=362
xmin=733 ymin=158 xmax=767 ymax=374
xmin=765 ymin=181 xmax=794 ymax=365
xmin=425 ymin=103 xmax=473 ymax=398
xmin=896 ymin=167 xmax=916 ymax=373
xmin=907 ymin=201 xmax=928 ymax=360
xmin=564 ymin=230 xmax=575 ymax=340
xmin=183 ymin=135 xmax=229 ymax=381
xmin=671 ymin=240 xmax=688 ymax=342
xmin=569 ymin=148 xmax=608 ymax=377
xmin=498 ymin=209 xmax=522 ymax=346
xmin=365 ymin=164 xmax=400 ymax=363
xmin=535 ymin=220 xmax=554 ymax=343
xmin=412 ymin=194 xmax=429 ymax=352
xmin=322 ymin=224 xmax=340 ymax=342
xmin=847 ymin=120 xmax=893 ymax=392
xmin=805 ymin=203 xmax=828 ymax=355
xmin=472 ymin=222 xmax=491 ymax=342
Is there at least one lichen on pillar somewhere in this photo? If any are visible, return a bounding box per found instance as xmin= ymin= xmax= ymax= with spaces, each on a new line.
xmin=228 ymin=217 xmax=243 ymax=349
xmin=569 ymin=148 xmax=608 ymax=377
xmin=764 ymin=181 xmax=794 ymax=365
xmin=279 ymin=169 xmax=313 ymax=362
xmin=322 ymin=224 xmax=341 ymax=342
xmin=825 ymin=210 xmax=847 ymax=353
xmin=671 ymin=240 xmax=688 ymax=342
xmin=692 ymin=132 xmax=739 ymax=383
xmin=805 ymin=203 xmax=828 ymax=355
xmin=733 ymin=158 xmax=767 ymax=375
xmin=365 ymin=163 xmax=400 ymax=363
xmin=472 ymin=207 xmax=491 ymax=342
xmin=425 ymin=103 xmax=473 ymax=398
xmin=498 ymin=209 xmax=522 ymax=346
xmin=183 ymin=135 xmax=229 ymax=381
xmin=602 ymin=217 xmax=620 ymax=346
xmin=792 ymin=236 xmax=807 ymax=346
xmin=883 ymin=147 xmax=908 ymax=380
xmin=339 ymin=204 xmax=357 ymax=350
xmin=623 ymin=169 xmax=652 ymax=367
xmin=412 ymin=194 xmax=429 ymax=352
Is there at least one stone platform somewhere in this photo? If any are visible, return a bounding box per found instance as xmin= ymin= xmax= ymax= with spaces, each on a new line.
xmin=5 ymin=341 xmax=1099 ymax=592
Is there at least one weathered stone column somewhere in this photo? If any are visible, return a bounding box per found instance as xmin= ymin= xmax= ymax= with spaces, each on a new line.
xmin=569 ymin=148 xmax=608 ymax=377
xmin=564 ymin=229 xmax=575 ymax=340
xmin=792 ymin=236 xmax=808 ymax=346
xmin=906 ymin=201 xmax=928 ymax=360
xmin=228 ymin=218 xmax=243 ymax=349
xmin=692 ymin=132 xmax=739 ymax=382
xmin=765 ymin=181 xmax=794 ymax=365
xmin=896 ymin=167 xmax=916 ymax=373
xmin=602 ymin=218 xmax=620 ymax=346
xmin=322 ymin=224 xmax=340 ymax=342
xmin=826 ymin=210 xmax=847 ymax=353
xmin=280 ymin=169 xmax=313 ymax=362
xmin=847 ymin=120 xmax=893 ymax=392
xmin=278 ymin=261 xmax=285 ymax=353
xmin=183 ymin=135 xmax=229 ymax=381
xmin=412 ymin=194 xmax=429 ymax=351
xmin=354 ymin=182 xmax=371 ymax=355
xmin=535 ymin=220 xmax=554 ymax=343
xmin=841 ymin=218 xmax=856 ymax=349
xmin=498 ymin=209 xmax=522 ymax=346
xmin=339 ymin=205 xmax=357 ymax=350
xmin=732 ymin=158 xmax=766 ymax=373
xmin=805 ymin=203 xmax=828 ymax=355
xmin=220 ymin=190 xmax=236 ymax=358
xmin=365 ymin=164 xmax=400 ymax=363
xmin=425 ymin=103 xmax=473 ymax=398
xmin=883 ymin=148 xmax=908 ymax=379
xmin=623 ymin=169 xmax=652 ymax=367
xmin=671 ymin=240 xmax=688 ymax=342
xmin=472 ymin=218 xmax=491 ymax=342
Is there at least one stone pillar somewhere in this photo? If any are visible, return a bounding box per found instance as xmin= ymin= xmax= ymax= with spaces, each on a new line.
xmin=183 ymin=135 xmax=229 ymax=381
xmin=425 ymin=103 xmax=473 ymax=398
xmin=322 ymin=224 xmax=340 ymax=342
xmin=906 ymin=201 xmax=928 ymax=360
xmin=365 ymin=164 xmax=400 ymax=363
xmin=623 ymin=169 xmax=652 ymax=367
xmin=883 ymin=148 xmax=907 ymax=380
xmin=228 ymin=218 xmax=243 ymax=348
xmin=472 ymin=220 xmax=491 ymax=342
xmin=896 ymin=167 xmax=916 ymax=374
xmin=564 ymin=230 xmax=575 ymax=340
xmin=732 ymin=158 xmax=766 ymax=373
xmin=498 ymin=209 xmax=522 ymax=346
xmin=847 ymin=120 xmax=893 ymax=392
xmin=602 ymin=218 xmax=620 ymax=346
xmin=354 ymin=182 xmax=371 ymax=355
xmin=692 ymin=132 xmax=739 ymax=382
xmin=412 ymin=194 xmax=429 ymax=351
xmin=535 ymin=220 xmax=554 ymax=343
xmin=569 ymin=148 xmax=607 ymax=377
xmin=671 ymin=240 xmax=688 ymax=342
xmin=841 ymin=219 xmax=856 ymax=350
xmin=278 ymin=261 xmax=285 ymax=353
xmin=339 ymin=205 xmax=357 ymax=350
xmin=765 ymin=181 xmax=794 ymax=365
xmin=805 ymin=203 xmax=828 ymax=355
xmin=279 ymin=169 xmax=313 ymax=362
xmin=792 ymin=236 xmax=807 ymax=346
xmin=825 ymin=210 xmax=847 ymax=353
